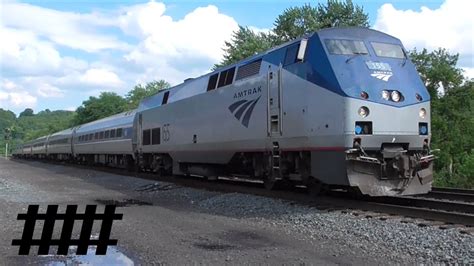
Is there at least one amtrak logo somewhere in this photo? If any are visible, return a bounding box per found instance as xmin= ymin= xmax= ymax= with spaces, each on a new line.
xmin=228 ymin=96 xmax=261 ymax=127
xmin=371 ymin=71 xmax=393 ymax=82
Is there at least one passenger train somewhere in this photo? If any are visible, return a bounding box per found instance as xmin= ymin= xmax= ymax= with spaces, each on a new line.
xmin=12 ymin=27 xmax=436 ymax=196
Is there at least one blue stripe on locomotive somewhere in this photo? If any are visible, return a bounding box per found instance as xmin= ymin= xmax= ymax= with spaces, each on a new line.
xmin=260 ymin=27 xmax=430 ymax=107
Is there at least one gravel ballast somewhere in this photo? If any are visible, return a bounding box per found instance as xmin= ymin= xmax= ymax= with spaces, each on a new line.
xmin=139 ymin=184 xmax=474 ymax=264
xmin=2 ymin=158 xmax=472 ymax=264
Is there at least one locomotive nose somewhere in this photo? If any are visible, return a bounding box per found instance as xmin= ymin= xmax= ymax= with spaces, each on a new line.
xmin=345 ymin=97 xmax=430 ymax=150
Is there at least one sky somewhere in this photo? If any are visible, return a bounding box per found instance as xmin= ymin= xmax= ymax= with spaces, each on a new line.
xmin=1 ymin=0 xmax=473 ymax=114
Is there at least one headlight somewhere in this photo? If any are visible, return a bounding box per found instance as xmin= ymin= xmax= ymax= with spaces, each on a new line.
xmin=419 ymin=108 xmax=426 ymax=118
xmin=360 ymin=91 xmax=369 ymax=99
xmin=382 ymin=90 xmax=390 ymax=100
xmin=391 ymin=90 xmax=401 ymax=102
xmin=358 ymin=106 xmax=369 ymax=118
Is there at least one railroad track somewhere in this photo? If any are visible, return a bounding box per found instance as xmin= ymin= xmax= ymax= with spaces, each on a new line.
xmin=366 ymin=195 xmax=474 ymax=228
xmin=415 ymin=187 xmax=474 ymax=203
xmin=12 ymin=159 xmax=474 ymax=232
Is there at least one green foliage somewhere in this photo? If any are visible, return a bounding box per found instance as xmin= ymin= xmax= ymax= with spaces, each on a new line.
xmin=0 ymin=109 xmax=16 ymax=130
xmin=0 ymin=109 xmax=75 ymax=156
xmin=316 ymin=0 xmax=369 ymax=29
xmin=273 ymin=4 xmax=320 ymax=43
xmin=216 ymin=0 xmax=369 ymax=67
xmin=126 ymin=79 xmax=170 ymax=109
xmin=15 ymin=110 xmax=75 ymax=141
xmin=73 ymin=92 xmax=128 ymax=125
xmin=274 ymin=0 xmax=369 ymax=43
xmin=410 ymin=48 xmax=473 ymax=188
xmin=458 ymin=152 xmax=474 ymax=179
xmin=409 ymin=48 xmax=464 ymax=99
xmin=214 ymin=26 xmax=274 ymax=69
xmin=19 ymin=108 xmax=34 ymax=118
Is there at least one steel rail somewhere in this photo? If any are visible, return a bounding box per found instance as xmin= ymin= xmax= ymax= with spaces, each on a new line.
xmin=411 ymin=187 xmax=474 ymax=203
xmin=432 ymin=187 xmax=474 ymax=194
xmin=370 ymin=196 xmax=474 ymax=214
xmin=417 ymin=190 xmax=474 ymax=203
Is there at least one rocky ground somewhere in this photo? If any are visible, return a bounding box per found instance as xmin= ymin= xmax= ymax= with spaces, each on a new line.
xmin=0 ymin=158 xmax=472 ymax=265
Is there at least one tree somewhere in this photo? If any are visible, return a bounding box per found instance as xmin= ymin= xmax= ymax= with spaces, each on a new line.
xmin=316 ymin=0 xmax=369 ymax=29
xmin=274 ymin=0 xmax=369 ymax=42
xmin=19 ymin=108 xmax=34 ymax=118
xmin=216 ymin=0 xmax=369 ymax=67
xmin=409 ymin=48 xmax=464 ymax=99
xmin=431 ymin=81 xmax=474 ymax=188
xmin=73 ymin=92 xmax=128 ymax=125
xmin=273 ymin=5 xmax=319 ymax=43
xmin=16 ymin=110 xmax=75 ymax=140
xmin=410 ymin=43 xmax=474 ymax=188
xmin=214 ymin=26 xmax=274 ymax=69
xmin=0 ymin=109 xmax=16 ymax=128
xmin=126 ymin=80 xmax=171 ymax=109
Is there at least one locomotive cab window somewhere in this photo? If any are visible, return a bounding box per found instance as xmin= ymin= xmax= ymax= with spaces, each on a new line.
xmin=371 ymin=42 xmax=405 ymax=59
xmin=325 ymin=39 xmax=368 ymax=55
xmin=162 ymin=91 xmax=170 ymax=105
xmin=284 ymin=44 xmax=300 ymax=66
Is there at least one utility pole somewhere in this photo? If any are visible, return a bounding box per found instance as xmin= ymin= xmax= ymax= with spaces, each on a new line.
xmin=4 ymin=128 xmax=11 ymax=158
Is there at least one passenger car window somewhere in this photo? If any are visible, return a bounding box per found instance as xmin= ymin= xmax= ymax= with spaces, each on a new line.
xmin=371 ymin=42 xmax=405 ymax=59
xmin=325 ymin=39 xmax=368 ymax=55
xmin=116 ymin=128 xmax=123 ymax=138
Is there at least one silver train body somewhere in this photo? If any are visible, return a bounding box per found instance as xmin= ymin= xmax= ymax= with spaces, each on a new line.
xmin=13 ymin=28 xmax=435 ymax=196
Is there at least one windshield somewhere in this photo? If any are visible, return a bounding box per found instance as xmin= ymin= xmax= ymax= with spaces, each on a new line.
xmin=371 ymin=42 xmax=405 ymax=59
xmin=325 ymin=39 xmax=368 ymax=55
